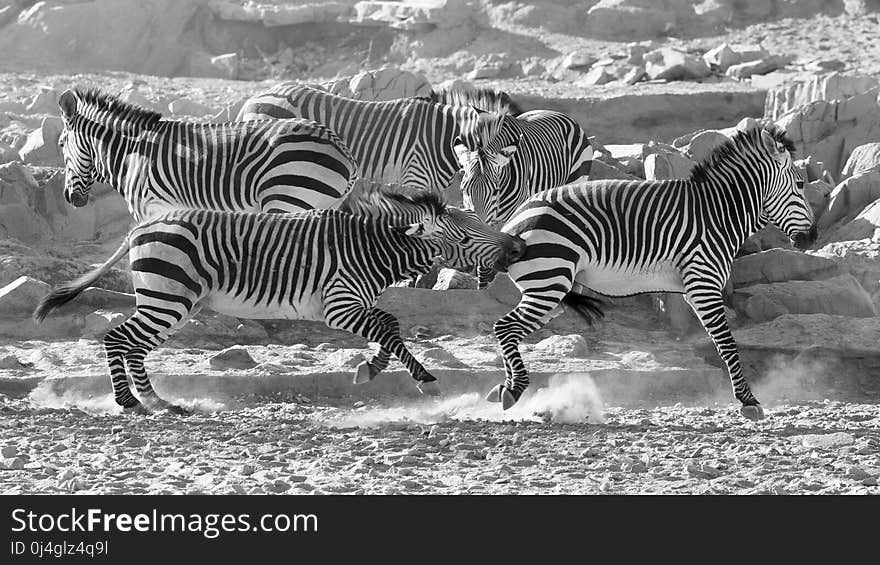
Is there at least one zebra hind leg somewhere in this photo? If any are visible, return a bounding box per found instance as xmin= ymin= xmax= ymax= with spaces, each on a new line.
xmin=352 ymin=309 xmax=398 ymax=385
xmin=488 ymin=289 xmax=568 ymax=410
xmin=325 ymin=297 xmax=439 ymax=395
xmin=126 ymin=345 xmax=189 ymax=415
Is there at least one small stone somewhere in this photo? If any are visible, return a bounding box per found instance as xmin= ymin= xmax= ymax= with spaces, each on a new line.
xmin=239 ymin=464 xmax=255 ymax=476
xmin=796 ymin=433 xmax=855 ymax=450
xmin=410 ymin=325 xmax=431 ymax=339
xmin=579 ymin=66 xmax=615 ymax=86
xmin=562 ymin=50 xmax=596 ymax=70
xmin=1 ymin=457 xmax=25 ymax=470
xmin=845 ymin=466 xmax=870 ymax=481
xmin=419 ymin=347 xmax=467 ymax=367
xmin=622 ymin=65 xmax=647 ymax=85
xmin=123 ymin=436 xmax=147 ymax=448
xmin=209 ymin=346 xmax=257 ymax=370
xmin=1 ymin=445 xmax=17 ymax=458
xmin=0 ymin=355 xmax=23 ymax=370
xmin=268 ymin=479 xmax=291 ymax=493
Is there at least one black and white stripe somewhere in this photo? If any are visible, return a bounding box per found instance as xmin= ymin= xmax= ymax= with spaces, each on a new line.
xmin=486 ymin=123 xmax=816 ymax=421
xmin=34 ymin=191 xmax=524 ymax=413
xmin=58 ymin=88 xmax=357 ymax=219
xmin=236 ymin=83 xmax=505 ymax=192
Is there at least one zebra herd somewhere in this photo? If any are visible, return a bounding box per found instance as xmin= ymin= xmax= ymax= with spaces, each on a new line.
xmin=34 ymin=81 xmax=818 ymax=423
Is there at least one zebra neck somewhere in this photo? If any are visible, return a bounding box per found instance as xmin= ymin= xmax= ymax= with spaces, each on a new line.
xmin=378 ymin=227 xmax=439 ymax=280
xmin=87 ymin=122 xmax=147 ymax=198
xmin=696 ymin=171 xmax=765 ymax=253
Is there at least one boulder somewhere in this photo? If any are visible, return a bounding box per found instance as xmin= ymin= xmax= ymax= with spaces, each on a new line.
xmin=209 ymin=0 xmax=354 ymax=26
xmin=0 ymin=162 xmax=51 ymax=243
xmin=766 ymin=71 xmax=879 ymax=120
xmin=776 ymin=88 xmax=880 ymax=180
xmin=578 ymin=66 xmax=615 ymax=86
xmin=644 ymin=151 xmax=695 ymax=180
xmin=584 ymin=0 xmax=696 ymax=40
xmin=209 ymin=346 xmax=258 ymax=370
xmin=823 ymin=197 xmax=880 ymax=243
xmin=561 ymin=50 xmax=597 ymax=70
xmin=843 ymin=0 xmax=880 ymax=14
xmin=811 ymin=240 xmax=880 ymax=306
xmin=804 ymin=179 xmax=833 ymax=223
xmin=644 ymin=47 xmax=711 ymax=81
xmin=684 ymin=130 xmax=730 ymax=162
xmin=0 ymin=276 xmax=50 ymax=318
xmin=323 ymin=68 xmax=431 ymax=101
xmin=841 ymin=142 xmax=880 ymax=178
xmin=622 ymin=65 xmax=648 ymax=85
xmin=0 ymin=142 xmax=17 ymax=165
xmin=703 ymin=43 xmax=769 ymax=72
xmin=819 ymin=169 xmax=880 ymax=234
xmin=725 ymin=56 xmax=787 ymax=80
xmin=730 ymin=248 xmax=841 ymax=288
xmin=731 ymin=274 xmax=877 ymax=322
xmin=26 ymin=87 xmax=61 ymax=115
xmin=532 ymin=334 xmax=591 ymax=358
xmin=433 ymin=268 xmax=477 ymax=290
xmin=18 ymin=117 xmax=63 ymax=167
xmin=352 ymin=0 xmax=477 ymax=30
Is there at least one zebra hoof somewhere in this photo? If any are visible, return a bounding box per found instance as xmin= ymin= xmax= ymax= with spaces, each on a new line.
xmin=123 ymin=402 xmax=149 ymax=415
xmin=353 ymin=361 xmax=379 ymax=385
xmin=740 ymin=404 xmax=765 ymax=421
xmin=417 ymin=380 xmax=441 ymax=396
xmin=501 ymin=388 xmax=519 ymax=411
xmin=485 ymin=384 xmax=504 ymax=403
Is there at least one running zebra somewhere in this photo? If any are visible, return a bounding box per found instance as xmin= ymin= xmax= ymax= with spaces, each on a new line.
xmin=34 ymin=190 xmax=525 ymax=413
xmin=487 ymin=123 xmax=816 ymax=421
xmin=57 ymin=88 xmax=357 ymax=219
xmin=432 ymin=88 xmax=594 ymax=288
xmin=236 ymin=83 xmax=506 ymax=192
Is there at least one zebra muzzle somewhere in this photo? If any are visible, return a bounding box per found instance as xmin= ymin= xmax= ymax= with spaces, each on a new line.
xmin=66 ymin=190 xmax=89 ymax=208
xmin=791 ymin=225 xmax=818 ymax=250
xmin=494 ymin=235 xmax=526 ymax=271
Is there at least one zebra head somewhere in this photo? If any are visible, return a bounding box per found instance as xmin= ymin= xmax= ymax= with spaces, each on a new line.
xmin=428 ymin=206 xmax=526 ymax=273
xmin=755 ymin=126 xmax=818 ymax=250
xmin=455 ymin=118 xmax=522 ymax=226
xmin=57 ymin=90 xmax=97 ymax=208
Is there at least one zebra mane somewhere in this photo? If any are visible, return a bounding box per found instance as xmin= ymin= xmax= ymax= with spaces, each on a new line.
xmin=427 ymin=87 xmax=522 ymax=117
xmin=348 ymin=184 xmax=447 ymax=217
xmin=689 ymin=122 xmax=797 ymax=184
xmin=73 ymin=87 xmax=163 ymax=127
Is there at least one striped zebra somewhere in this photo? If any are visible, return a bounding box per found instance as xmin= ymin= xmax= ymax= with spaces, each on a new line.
xmin=34 ymin=190 xmax=525 ymax=413
xmin=57 ymin=88 xmax=357 ymax=219
xmin=236 ymin=83 xmax=506 ymax=192
xmin=486 ymin=123 xmax=817 ymax=421
xmin=432 ymin=88 xmax=595 ymax=288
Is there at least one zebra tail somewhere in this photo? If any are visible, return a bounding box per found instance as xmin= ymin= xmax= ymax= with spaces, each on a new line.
xmin=33 ymin=236 xmax=131 ymax=323
xmin=561 ymin=292 xmax=606 ymax=326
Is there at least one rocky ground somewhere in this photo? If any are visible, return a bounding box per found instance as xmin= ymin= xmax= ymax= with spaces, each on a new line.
xmin=1 ymin=395 xmax=878 ymax=495
xmin=1 ymin=1 xmax=880 ymax=494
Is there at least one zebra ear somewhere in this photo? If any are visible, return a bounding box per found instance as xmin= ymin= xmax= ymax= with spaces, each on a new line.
xmin=59 ymin=90 xmax=77 ymax=121
xmin=454 ymin=143 xmax=470 ymax=167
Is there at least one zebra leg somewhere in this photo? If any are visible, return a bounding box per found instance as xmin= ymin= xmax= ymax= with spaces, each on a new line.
xmin=103 ymin=325 xmax=145 ymax=414
xmin=125 ymin=343 xmax=188 ymax=415
xmin=324 ymin=294 xmax=439 ymax=394
xmin=488 ymin=288 xmax=568 ymax=410
xmin=352 ymin=309 xmax=398 ymax=385
xmin=682 ymin=282 xmax=764 ymax=421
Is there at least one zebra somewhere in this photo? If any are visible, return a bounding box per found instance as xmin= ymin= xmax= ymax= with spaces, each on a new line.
xmin=235 ymin=83 xmax=508 ymax=194
xmin=485 ymin=122 xmax=817 ymax=421
xmin=57 ymin=87 xmax=357 ymax=220
xmin=432 ymin=88 xmax=595 ymax=288
xmin=34 ymin=190 xmax=525 ymax=414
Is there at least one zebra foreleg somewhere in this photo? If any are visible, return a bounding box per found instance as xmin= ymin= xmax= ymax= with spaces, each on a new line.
xmin=682 ymin=281 xmax=764 ymax=421
xmin=488 ymin=291 xmax=566 ymax=410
